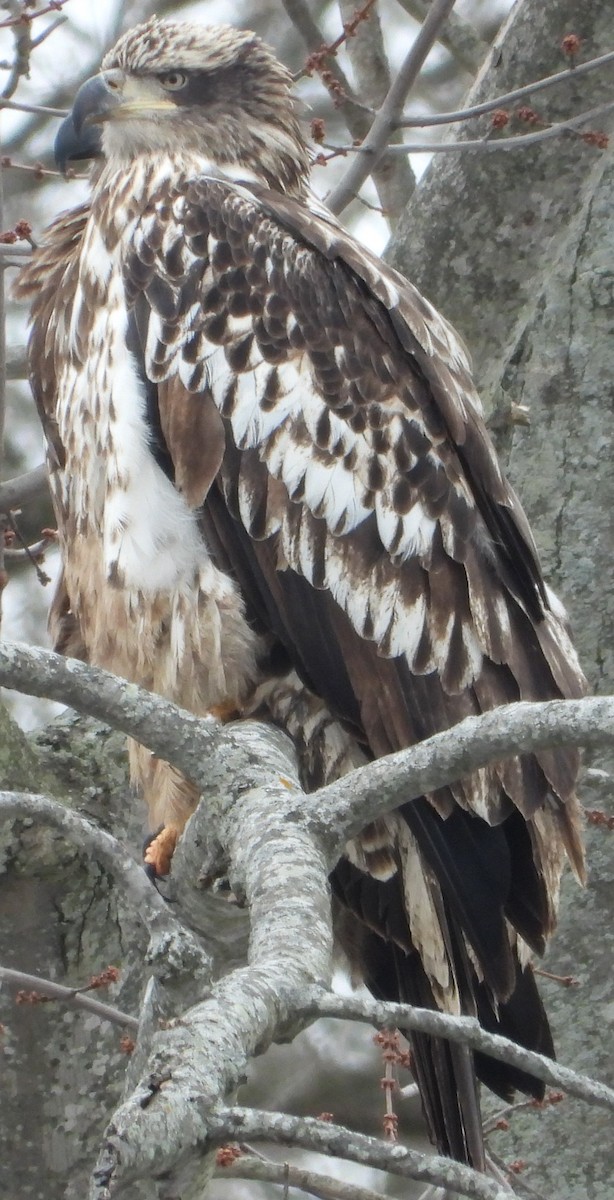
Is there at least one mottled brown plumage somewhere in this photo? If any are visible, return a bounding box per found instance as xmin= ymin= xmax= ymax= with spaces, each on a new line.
xmin=16 ymin=17 xmax=586 ymax=1170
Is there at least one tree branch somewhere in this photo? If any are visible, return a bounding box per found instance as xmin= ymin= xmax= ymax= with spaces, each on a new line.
xmin=284 ymin=0 xmax=413 ymax=222
xmin=326 ymin=0 xmax=459 ymax=214
xmin=337 ymin=0 xmax=415 ymax=223
xmin=0 ymin=965 xmax=139 ymax=1031
xmin=209 ymin=1108 xmax=513 ymax=1200
xmin=0 ymin=464 xmax=50 ymax=511
xmin=346 ymin=98 xmax=614 ymax=154
xmin=297 ymin=991 xmax=614 ymax=1113
xmin=1 ymin=641 xmax=614 ymax=864
xmin=218 ymin=1154 xmax=391 ymax=1200
xmin=396 ymin=48 xmax=614 ymax=128
xmin=88 ymin=758 xmax=333 ymax=1196
xmin=0 ymin=790 xmax=211 ymax=988
xmin=393 ymin=0 xmax=487 ymax=75
xmin=310 ymin=695 xmax=614 ymax=847
xmin=0 ymin=95 xmax=67 ymax=117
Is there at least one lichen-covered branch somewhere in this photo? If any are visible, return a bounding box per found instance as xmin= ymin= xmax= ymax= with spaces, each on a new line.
xmin=88 ymin=733 xmax=333 ymax=1198
xmin=0 ymin=790 xmax=211 ymax=987
xmin=209 ymin=1108 xmax=513 ymax=1200
xmin=1 ymin=640 xmax=614 ymax=866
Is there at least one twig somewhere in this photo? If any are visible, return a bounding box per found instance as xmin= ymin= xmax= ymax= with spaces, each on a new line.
xmin=283 ymin=0 xmax=361 ymax=111
xmin=0 ymin=96 xmax=67 ymax=117
xmin=337 ymin=0 xmax=414 ymax=223
xmin=30 ymin=13 xmax=67 ymax=49
xmin=1 ymin=1 xmax=32 ymax=102
xmin=4 ymin=512 xmax=51 ymax=582
xmin=0 ymin=965 xmax=139 ymax=1031
xmin=210 ymin=1107 xmax=512 ymax=1200
xmin=329 ymin=99 xmax=614 ymax=155
xmin=4 ymin=535 xmax=53 ymax=566
xmin=0 ymin=156 xmax=66 ymax=179
xmin=487 ymin=1150 xmax=548 ymax=1200
xmin=218 ymin=1154 xmax=391 ymax=1200
xmin=286 ymin=0 xmax=412 ymax=222
xmin=0 ymin=1 xmax=71 ymax=30
xmin=299 ymin=991 xmax=614 ymax=1112
xmin=326 ymin=0 xmax=459 ymax=214
xmin=483 ymin=1092 xmax=563 ymax=1137
xmin=396 ymin=48 xmax=614 ymax=127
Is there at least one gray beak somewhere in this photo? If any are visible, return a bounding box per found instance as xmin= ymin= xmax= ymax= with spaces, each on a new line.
xmin=54 ymin=74 xmax=117 ymax=173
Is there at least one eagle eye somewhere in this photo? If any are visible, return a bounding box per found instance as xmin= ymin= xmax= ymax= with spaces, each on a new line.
xmin=158 ymin=70 xmax=187 ymax=91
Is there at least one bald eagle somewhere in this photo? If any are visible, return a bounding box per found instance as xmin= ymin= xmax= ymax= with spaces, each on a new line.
xmin=16 ymin=18 xmax=585 ymax=1171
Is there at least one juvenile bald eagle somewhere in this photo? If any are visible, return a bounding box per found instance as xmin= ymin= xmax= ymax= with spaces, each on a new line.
xmin=16 ymin=18 xmax=586 ymax=1171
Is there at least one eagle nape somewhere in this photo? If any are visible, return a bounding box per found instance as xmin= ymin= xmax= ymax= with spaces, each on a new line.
xmin=15 ymin=15 xmax=586 ymax=1174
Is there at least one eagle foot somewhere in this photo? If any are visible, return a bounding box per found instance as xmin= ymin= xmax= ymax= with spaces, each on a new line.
xmin=144 ymin=825 xmax=178 ymax=878
xmin=208 ymin=701 xmax=241 ymax=721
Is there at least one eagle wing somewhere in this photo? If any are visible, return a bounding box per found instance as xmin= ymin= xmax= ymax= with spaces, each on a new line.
xmin=19 ymin=176 xmax=586 ymax=1164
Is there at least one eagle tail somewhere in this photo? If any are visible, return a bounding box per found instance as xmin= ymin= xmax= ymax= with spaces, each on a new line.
xmin=474 ymin=958 xmax=554 ymax=1099
xmin=358 ymin=924 xmax=486 ymax=1168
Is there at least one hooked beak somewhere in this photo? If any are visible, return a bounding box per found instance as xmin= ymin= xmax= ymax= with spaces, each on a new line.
xmin=54 ymin=75 xmax=115 ymax=174
xmin=54 ymin=113 xmax=102 ymax=175
xmin=54 ymin=72 xmax=178 ymax=173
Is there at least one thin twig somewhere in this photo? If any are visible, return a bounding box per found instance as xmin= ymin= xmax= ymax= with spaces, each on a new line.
xmin=338 ymin=0 xmax=414 ymax=224
xmin=326 ymin=0 xmax=458 ymax=214
xmin=0 ymin=0 xmax=71 ymax=31
xmin=396 ymin=47 xmax=614 ymax=127
xmin=4 ymin=535 xmax=53 ymax=564
xmin=0 ymin=96 xmax=67 ymax=117
xmin=30 ymin=13 xmax=68 ymax=49
xmin=218 ymin=1154 xmax=393 ymax=1200
xmin=0 ymin=157 xmax=65 ymax=179
xmin=0 ymin=965 xmax=139 ymax=1030
xmin=3 ymin=515 xmax=52 ymax=583
xmin=286 ymin=0 xmax=412 ymax=221
xmin=328 ymin=99 xmax=614 ymax=155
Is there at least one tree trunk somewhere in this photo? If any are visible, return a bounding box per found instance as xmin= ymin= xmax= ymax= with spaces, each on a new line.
xmin=388 ymin=1 xmax=614 ymax=1193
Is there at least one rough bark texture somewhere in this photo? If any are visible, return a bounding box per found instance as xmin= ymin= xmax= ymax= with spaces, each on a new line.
xmin=0 ymin=715 xmax=151 ymax=1200
xmin=387 ymin=0 xmax=614 ymax=1194
xmin=389 ymin=0 xmax=614 ymax=689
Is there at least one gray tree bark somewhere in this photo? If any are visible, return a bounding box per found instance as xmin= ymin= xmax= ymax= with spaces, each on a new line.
xmin=388 ymin=0 xmax=614 ymax=1194
xmin=1 ymin=0 xmax=613 ymax=1197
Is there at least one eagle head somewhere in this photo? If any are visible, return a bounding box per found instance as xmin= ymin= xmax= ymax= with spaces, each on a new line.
xmin=56 ymin=17 xmax=309 ymax=193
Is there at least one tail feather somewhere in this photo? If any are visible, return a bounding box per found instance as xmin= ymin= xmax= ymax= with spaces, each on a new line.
xmin=333 ymin=863 xmax=557 ymax=1169
xmin=335 ymin=895 xmax=487 ymax=1169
